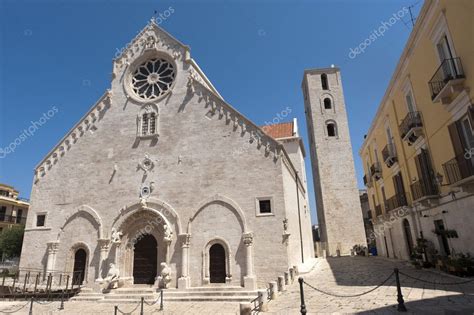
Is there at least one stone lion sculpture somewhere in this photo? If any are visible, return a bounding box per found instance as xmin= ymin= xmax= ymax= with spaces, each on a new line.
xmin=157 ymin=262 xmax=171 ymax=289
xmin=102 ymin=263 xmax=121 ymax=291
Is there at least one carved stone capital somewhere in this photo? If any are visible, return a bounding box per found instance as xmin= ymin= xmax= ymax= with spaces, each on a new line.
xmin=179 ymin=233 xmax=191 ymax=248
xmin=98 ymin=238 xmax=111 ymax=251
xmin=47 ymin=241 xmax=60 ymax=254
xmin=242 ymin=232 xmax=253 ymax=247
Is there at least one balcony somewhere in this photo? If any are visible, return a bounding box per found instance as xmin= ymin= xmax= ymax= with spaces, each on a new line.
xmin=410 ymin=179 xmax=439 ymax=202
xmin=442 ymin=154 xmax=474 ymax=188
xmin=370 ymin=162 xmax=382 ymax=181
xmin=363 ymin=174 xmax=373 ymax=188
xmin=399 ymin=111 xmax=423 ymax=145
xmin=429 ymin=58 xmax=465 ymax=104
xmin=0 ymin=214 xmax=27 ymax=225
xmin=382 ymin=143 xmax=398 ymax=168
xmin=386 ymin=193 xmax=408 ymax=212
xmin=375 ymin=205 xmax=382 ymax=217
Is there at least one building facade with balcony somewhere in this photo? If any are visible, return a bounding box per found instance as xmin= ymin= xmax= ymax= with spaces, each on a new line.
xmin=359 ymin=0 xmax=473 ymax=261
xmin=0 ymin=184 xmax=29 ymax=232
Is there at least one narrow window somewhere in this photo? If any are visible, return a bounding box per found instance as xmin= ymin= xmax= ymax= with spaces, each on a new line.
xmin=327 ymin=123 xmax=336 ymax=137
xmin=258 ymin=200 xmax=272 ymax=214
xmin=324 ymin=98 xmax=332 ymax=110
xmin=149 ymin=113 xmax=156 ymax=134
xmin=36 ymin=214 xmax=46 ymax=227
xmin=142 ymin=113 xmax=149 ymax=135
xmin=321 ymin=73 xmax=329 ymax=90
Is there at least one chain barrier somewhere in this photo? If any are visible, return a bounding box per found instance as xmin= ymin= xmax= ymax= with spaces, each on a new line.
xmin=143 ymin=296 xmax=161 ymax=306
xmin=399 ymin=271 xmax=474 ymax=286
xmin=0 ymin=301 xmax=30 ymax=314
xmin=303 ymin=271 xmax=395 ymax=298
xmin=116 ymin=302 xmax=140 ymax=314
xmin=34 ymin=299 xmax=55 ymax=305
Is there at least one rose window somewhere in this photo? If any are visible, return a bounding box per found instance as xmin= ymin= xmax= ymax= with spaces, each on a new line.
xmin=131 ymin=58 xmax=175 ymax=100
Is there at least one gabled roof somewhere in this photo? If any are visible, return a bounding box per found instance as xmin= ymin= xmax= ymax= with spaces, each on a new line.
xmin=261 ymin=122 xmax=295 ymax=139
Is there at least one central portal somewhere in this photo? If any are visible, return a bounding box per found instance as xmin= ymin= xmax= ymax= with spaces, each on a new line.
xmin=133 ymin=234 xmax=157 ymax=284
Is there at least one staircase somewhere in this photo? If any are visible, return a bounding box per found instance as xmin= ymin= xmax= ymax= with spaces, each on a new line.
xmin=72 ymin=286 xmax=258 ymax=303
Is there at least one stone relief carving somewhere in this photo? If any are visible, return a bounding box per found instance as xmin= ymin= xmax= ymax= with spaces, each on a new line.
xmin=111 ymin=228 xmax=123 ymax=244
xmin=163 ymin=224 xmax=173 ymax=242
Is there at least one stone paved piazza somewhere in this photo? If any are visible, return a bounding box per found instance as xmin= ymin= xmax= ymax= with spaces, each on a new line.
xmin=1 ymin=257 xmax=474 ymax=314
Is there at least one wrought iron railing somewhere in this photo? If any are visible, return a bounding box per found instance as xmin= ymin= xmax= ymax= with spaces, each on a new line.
xmin=382 ymin=143 xmax=397 ymax=166
xmin=0 ymin=268 xmax=82 ymax=300
xmin=410 ymin=179 xmax=439 ymax=201
xmin=0 ymin=215 xmax=27 ymax=225
xmin=443 ymin=154 xmax=474 ymax=185
xmin=429 ymin=57 xmax=464 ymax=100
xmin=399 ymin=111 xmax=423 ymax=139
xmin=386 ymin=193 xmax=408 ymax=212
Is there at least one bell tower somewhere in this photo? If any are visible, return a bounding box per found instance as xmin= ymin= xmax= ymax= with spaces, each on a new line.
xmin=302 ymin=67 xmax=367 ymax=256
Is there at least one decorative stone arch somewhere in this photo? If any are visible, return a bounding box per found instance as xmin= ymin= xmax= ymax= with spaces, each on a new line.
xmin=57 ymin=205 xmax=103 ymax=241
xmin=188 ymin=194 xmax=248 ymax=234
xmin=202 ymin=237 xmax=232 ymax=284
xmin=111 ymin=198 xmax=182 ymax=236
xmin=65 ymin=242 xmax=91 ymax=284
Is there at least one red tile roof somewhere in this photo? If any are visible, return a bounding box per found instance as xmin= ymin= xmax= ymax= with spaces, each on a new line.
xmin=261 ymin=122 xmax=294 ymax=139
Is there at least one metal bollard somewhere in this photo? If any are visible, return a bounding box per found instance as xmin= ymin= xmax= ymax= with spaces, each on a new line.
xmin=29 ymin=297 xmax=34 ymax=315
xmin=298 ymin=277 xmax=307 ymax=315
xmin=140 ymin=296 xmax=144 ymax=315
xmin=59 ymin=290 xmax=65 ymax=310
xmin=394 ymin=268 xmax=407 ymax=312
xmin=160 ymin=289 xmax=164 ymax=310
xmin=114 ymin=305 xmax=118 ymax=315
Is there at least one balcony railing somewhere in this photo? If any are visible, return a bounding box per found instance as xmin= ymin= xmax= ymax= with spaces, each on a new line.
xmin=399 ymin=111 xmax=423 ymax=140
xmin=382 ymin=143 xmax=397 ymax=167
xmin=386 ymin=193 xmax=408 ymax=212
xmin=370 ymin=162 xmax=382 ymax=180
xmin=410 ymin=178 xmax=439 ymax=201
xmin=443 ymin=154 xmax=474 ymax=185
xmin=429 ymin=57 xmax=465 ymax=101
xmin=0 ymin=214 xmax=27 ymax=225
xmin=375 ymin=205 xmax=382 ymax=217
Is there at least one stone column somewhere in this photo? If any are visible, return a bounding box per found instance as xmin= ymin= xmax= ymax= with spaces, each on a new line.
xmin=46 ymin=241 xmax=59 ymax=275
xmin=178 ymin=233 xmax=191 ymax=289
xmin=243 ymin=232 xmax=256 ymax=290
xmin=96 ymin=239 xmax=110 ymax=281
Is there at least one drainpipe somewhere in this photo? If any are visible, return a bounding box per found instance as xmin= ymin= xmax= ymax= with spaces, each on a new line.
xmin=296 ymin=171 xmax=304 ymax=264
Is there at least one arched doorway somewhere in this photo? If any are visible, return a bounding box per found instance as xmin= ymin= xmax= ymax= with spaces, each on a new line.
xmin=73 ymin=248 xmax=87 ymax=285
xmin=209 ymin=244 xmax=226 ymax=283
xmin=133 ymin=234 xmax=157 ymax=284
xmin=403 ymin=219 xmax=414 ymax=256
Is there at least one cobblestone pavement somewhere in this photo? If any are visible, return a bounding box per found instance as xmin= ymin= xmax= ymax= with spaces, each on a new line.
xmin=1 ymin=257 xmax=474 ymax=314
xmin=264 ymin=256 xmax=474 ymax=314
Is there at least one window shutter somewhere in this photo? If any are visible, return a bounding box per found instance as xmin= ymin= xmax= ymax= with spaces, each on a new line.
xmin=448 ymin=122 xmax=464 ymax=158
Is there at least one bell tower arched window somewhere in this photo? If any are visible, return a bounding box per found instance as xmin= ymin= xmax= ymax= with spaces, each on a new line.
xmin=324 ymin=98 xmax=332 ymax=110
xmin=326 ymin=120 xmax=337 ymax=137
xmin=138 ymin=104 xmax=159 ymax=137
xmin=321 ymin=73 xmax=329 ymax=90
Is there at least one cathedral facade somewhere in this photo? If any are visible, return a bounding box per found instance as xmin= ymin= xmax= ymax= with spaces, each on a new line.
xmin=19 ymin=20 xmax=314 ymax=291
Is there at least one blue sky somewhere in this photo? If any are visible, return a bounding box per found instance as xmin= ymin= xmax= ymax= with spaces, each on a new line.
xmin=0 ymin=0 xmax=421 ymax=223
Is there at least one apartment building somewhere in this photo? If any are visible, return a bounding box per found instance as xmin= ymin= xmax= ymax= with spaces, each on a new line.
xmin=0 ymin=183 xmax=29 ymax=232
xmin=359 ymin=0 xmax=473 ymax=260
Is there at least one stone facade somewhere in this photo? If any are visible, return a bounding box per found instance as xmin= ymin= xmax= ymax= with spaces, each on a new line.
xmin=19 ymin=20 xmax=314 ymax=291
xmin=302 ymin=68 xmax=367 ymax=256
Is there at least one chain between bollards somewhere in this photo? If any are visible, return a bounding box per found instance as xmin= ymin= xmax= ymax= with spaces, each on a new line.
xmin=394 ymin=268 xmax=407 ymax=312
xmin=298 ymin=277 xmax=307 ymax=315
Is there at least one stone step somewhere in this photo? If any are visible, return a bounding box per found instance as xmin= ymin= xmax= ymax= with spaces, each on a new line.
xmin=185 ymin=286 xmax=245 ymax=291
xmin=163 ymin=290 xmax=257 ymax=297
xmin=71 ymin=296 xmax=104 ymax=302
xmin=98 ymin=295 xmax=252 ymax=303
xmin=104 ymin=294 xmax=156 ymax=300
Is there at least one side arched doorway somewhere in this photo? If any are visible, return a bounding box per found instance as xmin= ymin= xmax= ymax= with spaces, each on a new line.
xmin=133 ymin=234 xmax=157 ymax=284
xmin=403 ymin=219 xmax=414 ymax=257
xmin=73 ymin=248 xmax=87 ymax=285
xmin=209 ymin=243 xmax=226 ymax=283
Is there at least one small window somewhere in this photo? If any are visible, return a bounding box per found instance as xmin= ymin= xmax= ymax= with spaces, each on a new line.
xmin=327 ymin=123 xmax=336 ymax=137
xmin=259 ymin=200 xmax=272 ymax=214
xmin=36 ymin=214 xmax=46 ymax=227
xmin=324 ymin=98 xmax=332 ymax=110
xmin=138 ymin=104 xmax=159 ymax=137
xmin=321 ymin=73 xmax=329 ymax=90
